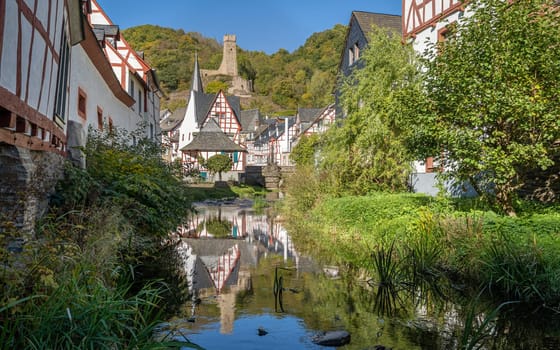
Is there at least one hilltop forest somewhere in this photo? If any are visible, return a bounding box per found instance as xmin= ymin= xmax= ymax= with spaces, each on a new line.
xmin=122 ymin=24 xmax=347 ymax=115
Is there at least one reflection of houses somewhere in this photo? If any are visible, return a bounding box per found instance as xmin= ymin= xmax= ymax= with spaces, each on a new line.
xmin=177 ymin=203 xmax=297 ymax=260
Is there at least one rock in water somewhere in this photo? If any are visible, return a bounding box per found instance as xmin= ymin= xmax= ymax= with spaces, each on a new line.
xmin=312 ymin=330 xmax=351 ymax=346
xmin=257 ymin=327 xmax=268 ymax=336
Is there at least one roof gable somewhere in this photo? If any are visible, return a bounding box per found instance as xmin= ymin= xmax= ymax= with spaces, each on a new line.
xmin=160 ymin=107 xmax=186 ymax=132
xmin=338 ymin=11 xmax=402 ymax=73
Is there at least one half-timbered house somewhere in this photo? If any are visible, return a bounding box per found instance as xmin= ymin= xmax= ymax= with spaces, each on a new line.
xmin=249 ymin=118 xmax=277 ymax=166
xmin=88 ymin=0 xmax=163 ymax=142
xmin=239 ymin=109 xmax=266 ymax=165
xmin=178 ymin=55 xmax=247 ymax=179
xmin=160 ymin=106 xmax=185 ymax=163
xmin=251 ymin=117 xmax=297 ymax=167
xmin=0 ymin=0 xmax=163 ymax=231
xmin=402 ymin=0 xmax=473 ymax=195
xmin=298 ymin=104 xmax=336 ymax=137
xmin=0 ymin=0 xmax=86 ymax=231
xmin=402 ymin=0 xmax=468 ymax=55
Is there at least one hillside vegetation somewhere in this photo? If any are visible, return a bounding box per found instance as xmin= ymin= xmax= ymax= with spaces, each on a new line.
xmin=122 ymin=24 xmax=347 ymax=115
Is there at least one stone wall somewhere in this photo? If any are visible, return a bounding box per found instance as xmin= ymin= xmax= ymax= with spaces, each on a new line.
xmin=0 ymin=143 xmax=64 ymax=235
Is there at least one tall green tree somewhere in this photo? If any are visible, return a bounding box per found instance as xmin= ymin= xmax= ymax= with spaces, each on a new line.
xmin=417 ymin=0 xmax=560 ymax=215
xmin=319 ymin=26 xmax=420 ymax=194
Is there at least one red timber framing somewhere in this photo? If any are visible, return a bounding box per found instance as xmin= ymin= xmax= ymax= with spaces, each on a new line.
xmin=403 ymin=0 xmax=465 ymax=38
xmin=90 ymin=0 xmax=151 ymax=91
xmin=207 ymin=91 xmax=242 ymax=143
xmin=0 ymin=0 xmax=66 ymax=155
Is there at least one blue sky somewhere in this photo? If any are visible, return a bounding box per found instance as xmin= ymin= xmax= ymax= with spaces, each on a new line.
xmin=95 ymin=1 xmax=402 ymax=54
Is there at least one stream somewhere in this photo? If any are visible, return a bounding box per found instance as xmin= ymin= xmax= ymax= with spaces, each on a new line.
xmin=154 ymin=199 xmax=560 ymax=349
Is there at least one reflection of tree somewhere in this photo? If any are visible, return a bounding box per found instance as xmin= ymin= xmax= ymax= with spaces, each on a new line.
xmin=198 ymin=216 xmax=232 ymax=238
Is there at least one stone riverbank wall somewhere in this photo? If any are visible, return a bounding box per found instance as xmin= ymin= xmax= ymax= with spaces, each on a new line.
xmin=0 ymin=144 xmax=64 ymax=235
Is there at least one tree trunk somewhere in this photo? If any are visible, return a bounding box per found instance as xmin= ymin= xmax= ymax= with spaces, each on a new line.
xmin=495 ymin=184 xmax=517 ymax=217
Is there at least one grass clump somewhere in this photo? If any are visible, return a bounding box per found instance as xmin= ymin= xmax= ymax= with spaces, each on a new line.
xmin=283 ymin=178 xmax=560 ymax=305
xmin=0 ymin=127 xmax=192 ymax=348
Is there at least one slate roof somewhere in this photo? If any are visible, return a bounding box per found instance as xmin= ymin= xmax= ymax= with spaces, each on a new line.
xmin=192 ymin=91 xmax=241 ymax=127
xmin=298 ymin=108 xmax=322 ymax=123
xmin=160 ymin=107 xmax=185 ymax=132
xmin=191 ymin=91 xmax=214 ymax=125
xmin=191 ymin=53 xmax=204 ymax=93
xmin=227 ymin=95 xmax=241 ymax=119
xmin=254 ymin=117 xmax=296 ymax=146
xmin=352 ymin=11 xmax=402 ymax=37
xmin=93 ymin=28 xmax=105 ymax=42
xmin=239 ymin=109 xmax=262 ymax=133
xmin=300 ymin=104 xmax=335 ymax=134
xmin=180 ymin=118 xmax=245 ymax=152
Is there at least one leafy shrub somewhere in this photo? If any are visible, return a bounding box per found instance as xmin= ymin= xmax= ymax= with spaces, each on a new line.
xmin=55 ymin=127 xmax=192 ymax=237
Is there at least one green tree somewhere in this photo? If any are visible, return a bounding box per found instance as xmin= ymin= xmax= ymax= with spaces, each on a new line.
xmin=417 ymin=0 xmax=560 ymax=215
xmin=206 ymin=80 xmax=230 ymax=94
xmin=319 ymin=26 xmax=419 ymax=194
xmin=291 ymin=134 xmax=320 ymax=167
xmin=204 ymin=154 xmax=233 ymax=181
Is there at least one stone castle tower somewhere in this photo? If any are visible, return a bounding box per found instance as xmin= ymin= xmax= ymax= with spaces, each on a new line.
xmin=217 ymin=34 xmax=238 ymax=77
xmin=201 ymin=34 xmax=252 ymax=96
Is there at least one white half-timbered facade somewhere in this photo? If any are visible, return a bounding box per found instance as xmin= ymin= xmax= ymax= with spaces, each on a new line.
xmin=209 ymin=91 xmax=243 ymax=145
xmin=403 ymin=0 xmax=470 ymax=57
xmin=88 ymin=0 xmax=162 ymax=141
xmin=0 ymin=0 xmax=86 ymax=155
xmin=300 ymin=104 xmax=335 ymax=137
xmin=403 ymin=0 xmax=472 ymax=175
xmin=180 ymin=90 xmax=246 ymax=175
xmin=178 ymin=56 xmax=247 ymax=178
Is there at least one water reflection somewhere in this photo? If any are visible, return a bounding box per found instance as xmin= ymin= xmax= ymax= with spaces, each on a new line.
xmin=175 ymin=199 xmax=296 ymax=262
xmin=156 ymin=200 xmax=560 ymax=350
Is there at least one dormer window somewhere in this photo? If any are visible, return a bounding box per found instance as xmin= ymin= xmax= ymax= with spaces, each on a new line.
xmin=349 ymin=47 xmax=355 ymax=65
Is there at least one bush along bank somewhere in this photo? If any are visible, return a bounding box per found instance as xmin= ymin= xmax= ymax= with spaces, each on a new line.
xmin=0 ymin=128 xmax=192 ymax=349
xmin=283 ymin=187 xmax=560 ymax=307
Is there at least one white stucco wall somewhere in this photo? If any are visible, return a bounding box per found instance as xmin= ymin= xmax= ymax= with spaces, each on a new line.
xmin=411 ymin=10 xmax=468 ymax=56
xmin=68 ymin=45 xmax=140 ymax=135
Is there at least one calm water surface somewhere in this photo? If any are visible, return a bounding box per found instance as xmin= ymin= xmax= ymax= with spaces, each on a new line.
xmin=155 ymin=199 xmax=560 ymax=349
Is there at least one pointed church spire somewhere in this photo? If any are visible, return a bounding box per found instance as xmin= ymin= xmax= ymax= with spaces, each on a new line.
xmin=191 ymin=52 xmax=204 ymax=93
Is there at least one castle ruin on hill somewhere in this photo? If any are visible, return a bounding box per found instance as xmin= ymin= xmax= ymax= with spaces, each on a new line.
xmin=201 ymin=35 xmax=253 ymax=97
